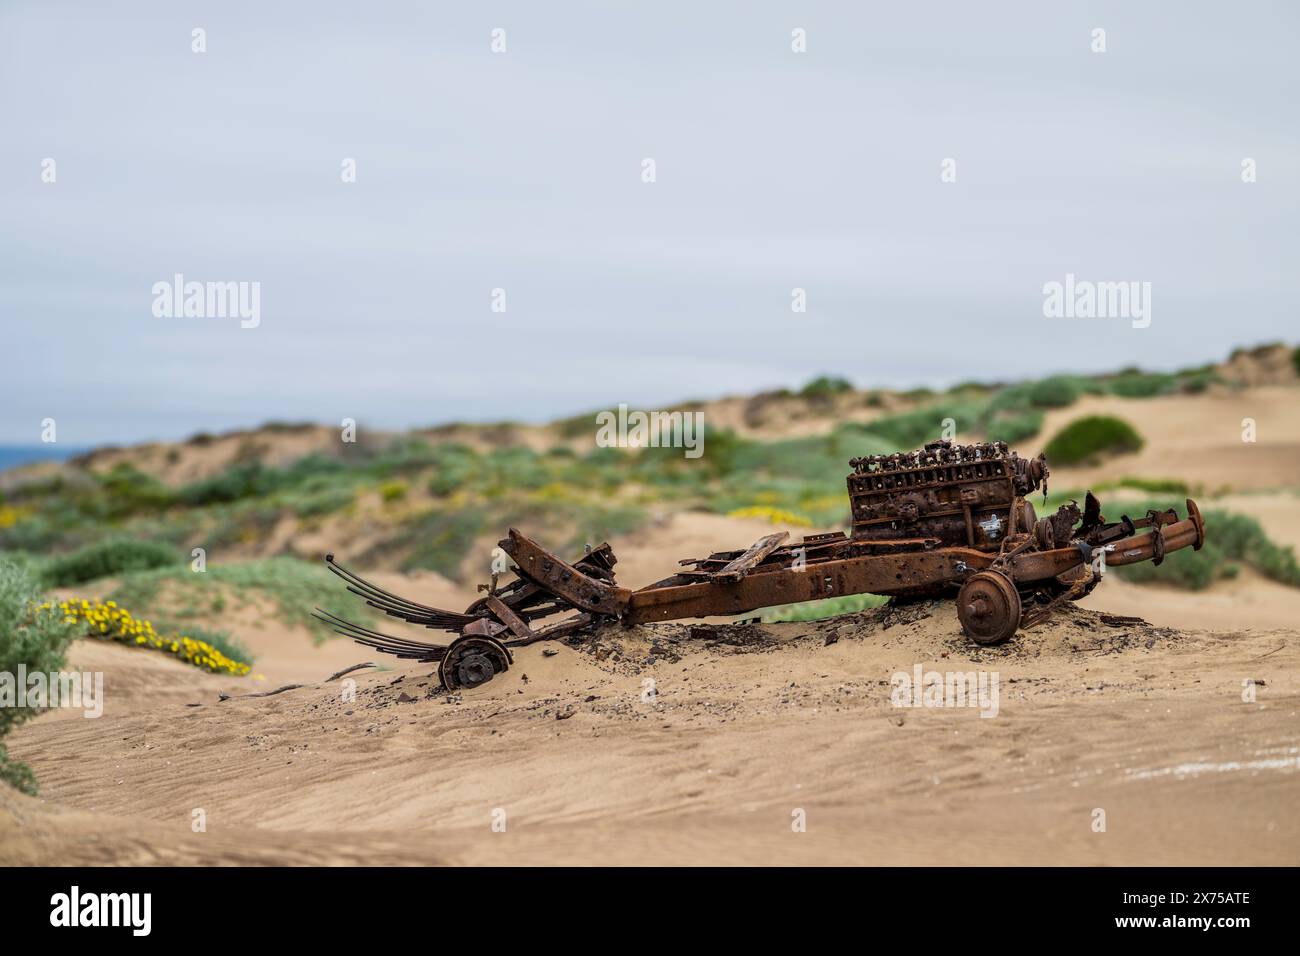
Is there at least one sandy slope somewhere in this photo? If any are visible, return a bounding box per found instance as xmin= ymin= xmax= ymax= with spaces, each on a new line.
xmin=1207 ymin=491 xmax=1300 ymax=550
xmin=1040 ymin=386 xmax=1300 ymax=493
xmin=1077 ymin=571 xmax=1300 ymax=633
xmin=4 ymin=597 xmax=1297 ymax=866
xmin=9 ymin=507 xmax=1295 ymax=867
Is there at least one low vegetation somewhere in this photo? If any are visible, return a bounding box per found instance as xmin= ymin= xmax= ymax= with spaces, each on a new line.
xmin=39 ymin=538 xmax=178 ymax=588
xmin=759 ymin=593 xmax=888 ymax=623
xmin=107 ymin=557 xmax=366 ymax=644
xmin=0 ymin=557 xmax=78 ymax=794
xmin=58 ymin=598 xmax=253 ymax=675
xmin=0 ymin=361 xmax=1227 ymax=578
xmin=1043 ymin=415 xmax=1144 ymax=465
xmin=798 ymin=375 xmax=854 ymax=400
xmin=1027 ymin=376 xmax=1083 ymax=408
xmin=0 ymin=349 xmax=1294 ymax=671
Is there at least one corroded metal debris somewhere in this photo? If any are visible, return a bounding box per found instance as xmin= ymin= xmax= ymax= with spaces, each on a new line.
xmin=315 ymin=439 xmax=1206 ymax=689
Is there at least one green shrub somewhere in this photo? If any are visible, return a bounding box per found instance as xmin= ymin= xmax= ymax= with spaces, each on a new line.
xmin=1179 ymin=372 xmax=1210 ymax=394
xmin=1028 ymin=376 xmax=1081 ymax=408
xmin=1292 ymin=346 xmax=1300 ymax=376
xmin=561 ymin=503 xmax=648 ymax=553
xmin=279 ymin=453 xmax=349 ymax=484
xmin=731 ymin=434 xmax=851 ymax=483
xmin=0 ymin=556 xmax=78 ymax=794
xmin=760 ymin=592 xmax=888 ymax=623
xmin=40 ymin=538 xmax=178 ymax=588
xmin=950 ymin=380 xmax=997 ymax=394
xmin=178 ymin=462 xmax=282 ymax=506
xmin=285 ymin=485 xmax=355 ymax=518
xmin=1103 ymin=476 xmax=1190 ymax=496
xmin=799 ymin=375 xmax=853 ymax=400
xmin=554 ymin=411 xmax=604 ymax=440
xmin=983 ymin=383 xmax=1034 ymax=416
xmin=985 ymin=410 xmax=1044 ymax=446
xmin=0 ymin=514 xmax=66 ymax=553
xmin=391 ymin=507 xmax=488 ymax=580
xmin=691 ymin=427 xmax=745 ymax=477
xmin=1107 ymin=372 xmax=1175 ymax=398
xmin=97 ymin=463 xmax=177 ymax=515
xmin=1177 ymin=369 xmax=1219 ymax=394
xmin=480 ymin=447 xmax=552 ymax=494
xmin=427 ymin=445 xmax=480 ymax=496
xmin=365 ymin=439 xmax=441 ymax=477
xmin=1207 ymin=512 xmax=1300 ymax=587
xmin=842 ymin=400 xmax=984 ymax=452
xmin=203 ymin=502 xmax=282 ymax=552
xmin=379 ymin=481 xmax=407 ymax=503
xmin=1044 ymin=416 xmax=1144 ymax=465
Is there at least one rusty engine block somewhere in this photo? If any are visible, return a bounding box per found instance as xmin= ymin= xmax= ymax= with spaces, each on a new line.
xmin=848 ymin=440 xmax=1047 ymax=550
xmin=317 ymin=439 xmax=1205 ymax=691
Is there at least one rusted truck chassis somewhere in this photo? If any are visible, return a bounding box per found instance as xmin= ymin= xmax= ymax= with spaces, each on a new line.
xmin=316 ymin=440 xmax=1205 ymax=690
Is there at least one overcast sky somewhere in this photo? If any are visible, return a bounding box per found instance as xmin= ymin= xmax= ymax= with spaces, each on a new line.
xmin=1 ymin=1 xmax=1296 ymax=446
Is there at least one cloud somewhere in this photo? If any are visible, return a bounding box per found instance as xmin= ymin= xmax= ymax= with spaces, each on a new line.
xmin=1 ymin=1 xmax=1295 ymax=444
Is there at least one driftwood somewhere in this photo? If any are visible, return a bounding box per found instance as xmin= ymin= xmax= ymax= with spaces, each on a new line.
xmin=217 ymin=662 xmax=376 ymax=701
xmin=325 ymin=662 xmax=376 ymax=682
xmin=218 ymin=684 xmax=303 ymax=701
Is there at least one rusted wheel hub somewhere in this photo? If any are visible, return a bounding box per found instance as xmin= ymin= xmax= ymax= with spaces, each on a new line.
xmin=439 ymin=635 xmax=513 ymax=691
xmin=1186 ymin=497 xmax=1206 ymax=551
xmin=957 ymin=570 xmax=1022 ymax=645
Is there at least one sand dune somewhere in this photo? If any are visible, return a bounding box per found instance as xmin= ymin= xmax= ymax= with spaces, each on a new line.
xmin=1040 ymin=386 xmax=1300 ymax=493
xmin=1078 ymin=569 xmax=1300 ymax=633
xmin=5 ymin=597 xmax=1297 ymax=866
xmin=6 ymin=374 xmax=1297 ymax=866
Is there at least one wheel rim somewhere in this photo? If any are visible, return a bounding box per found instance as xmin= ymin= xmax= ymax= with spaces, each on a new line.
xmin=439 ymin=636 xmax=513 ymax=691
xmin=456 ymin=652 xmax=496 ymax=688
xmin=957 ymin=571 xmax=1022 ymax=645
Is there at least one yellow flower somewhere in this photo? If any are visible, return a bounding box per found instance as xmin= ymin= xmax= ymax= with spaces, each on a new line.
xmin=726 ymin=505 xmax=814 ymax=527
xmin=57 ymin=597 xmax=250 ymax=676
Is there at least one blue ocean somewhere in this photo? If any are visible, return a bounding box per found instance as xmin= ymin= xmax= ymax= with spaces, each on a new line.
xmin=0 ymin=445 xmax=90 ymax=472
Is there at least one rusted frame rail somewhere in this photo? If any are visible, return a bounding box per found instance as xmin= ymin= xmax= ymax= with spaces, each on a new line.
xmin=621 ymin=506 xmax=1203 ymax=624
